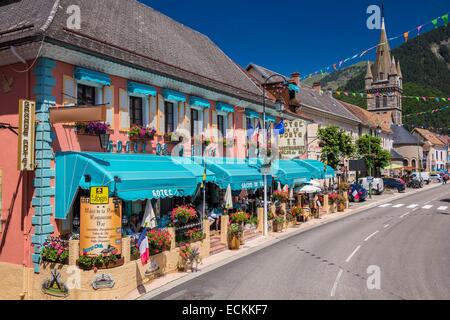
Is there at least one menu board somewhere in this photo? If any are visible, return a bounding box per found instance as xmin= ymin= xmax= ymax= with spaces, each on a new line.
xmin=79 ymin=197 xmax=122 ymax=256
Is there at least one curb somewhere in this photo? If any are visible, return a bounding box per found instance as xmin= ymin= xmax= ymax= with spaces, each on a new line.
xmin=133 ymin=183 xmax=442 ymax=300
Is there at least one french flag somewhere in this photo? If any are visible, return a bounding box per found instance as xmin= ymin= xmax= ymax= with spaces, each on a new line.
xmin=137 ymin=228 xmax=150 ymax=265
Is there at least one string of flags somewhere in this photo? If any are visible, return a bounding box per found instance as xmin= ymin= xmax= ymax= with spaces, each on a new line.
xmin=332 ymin=90 xmax=450 ymax=103
xmin=301 ymin=11 xmax=450 ymax=81
xmin=402 ymin=105 xmax=449 ymax=118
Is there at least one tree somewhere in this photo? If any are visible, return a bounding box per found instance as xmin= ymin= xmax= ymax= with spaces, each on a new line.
xmin=318 ymin=126 xmax=355 ymax=169
xmin=356 ymin=134 xmax=391 ymax=176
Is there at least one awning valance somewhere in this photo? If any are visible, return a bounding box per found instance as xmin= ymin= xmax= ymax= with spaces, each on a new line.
xmin=245 ymin=109 xmax=260 ymax=119
xmin=195 ymin=157 xmax=270 ymax=191
xmin=128 ymin=81 xmax=157 ymax=96
xmin=272 ymin=160 xmax=312 ymax=187
xmin=163 ymin=89 xmax=186 ymax=102
xmin=294 ymin=159 xmax=335 ymax=179
xmin=216 ymin=102 xmax=234 ymax=113
xmin=55 ymin=152 xmax=214 ymax=219
xmin=189 ymin=96 xmax=210 ymax=108
xmin=74 ymin=67 xmax=111 ymax=86
xmin=265 ymin=115 xmax=276 ymax=123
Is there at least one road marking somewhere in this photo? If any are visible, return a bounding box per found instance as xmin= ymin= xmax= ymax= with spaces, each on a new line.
xmin=383 ymin=224 xmax=390 ymax=228
xmin=379 ymin=204 xmax=391 ymax=208
xmin=364 ymin=231 xmax=379 ymax=242
xmin=407 ymin=204 xmax=418 ymax=209
xmin=330 ymin=269 xmax=344 ymax=297
xmin=424 ymin=201 xmax=431 ymax=205
xmin=392 ymin=204 xmax=405 ymax=208
xmin=422 ymin=205 xmax=433 ymax=210
xmin=346 ymin=245 xmax=362 ymax=263
xmin=400 ymin=212 xmax=411 ymax=218
xmin=438 ymin=206 xmax=448 ymax=211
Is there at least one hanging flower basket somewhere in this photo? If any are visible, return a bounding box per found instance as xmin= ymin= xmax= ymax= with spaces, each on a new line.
xmin=171 ymin=205 xmax=197 ymax=224
xmin=75 ymin=121 xmax=110 ymax=136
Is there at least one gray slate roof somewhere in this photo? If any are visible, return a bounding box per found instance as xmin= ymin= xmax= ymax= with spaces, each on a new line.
xmin=390 ymin=148 xmax=405 ymax=160
xmin=0 ymin=0 xmax=263 ymax=104
xmin=246 ymin=64 xmax=361 ymax=123
xmin=391 ymin=124 xmax=424 ymax=146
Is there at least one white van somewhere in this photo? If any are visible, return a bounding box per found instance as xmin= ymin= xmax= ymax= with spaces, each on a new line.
xmin=358 ymin=177 xmax=384 ymax=195
xmin=411 ymin=172 xmax=430 ymax=184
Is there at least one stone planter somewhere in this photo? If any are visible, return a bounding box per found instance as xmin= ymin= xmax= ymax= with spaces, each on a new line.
xmin=337 ymin=203 xmax=346 ymax=212
xmin=273 ymin=221 xmax=284 ymax=233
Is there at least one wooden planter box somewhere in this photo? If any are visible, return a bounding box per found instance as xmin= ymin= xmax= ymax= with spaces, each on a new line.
xmin=228 ymin=235 xmax=240 ymax=250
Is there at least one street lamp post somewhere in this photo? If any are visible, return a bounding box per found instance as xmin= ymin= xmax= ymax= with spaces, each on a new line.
xmin=261 ymin=74 xmax=289 ymax=237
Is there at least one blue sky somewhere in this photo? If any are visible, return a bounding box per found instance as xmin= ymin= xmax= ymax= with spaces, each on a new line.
xmin=143 ymin=0 xmax=449 ymax=77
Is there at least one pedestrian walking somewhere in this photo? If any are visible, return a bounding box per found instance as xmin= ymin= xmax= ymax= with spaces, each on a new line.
xmin=443 ymin=174 xmax=449 ymax=185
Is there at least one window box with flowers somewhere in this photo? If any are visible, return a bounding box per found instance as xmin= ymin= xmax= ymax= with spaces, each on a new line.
xmin=75 ymin=121 xmax=110 ymax=136
xmin=176 ymin=228 xmax=205 ymax=245
xmin=171 ymin=205 xmax=197 ymax=225
xmin=41 ymin=237 xmax=69 ymax=265
xmin=77 ymin=252 xmax=123 ymax=271
xmin=128 ymin=125 xmax=156 ymax=141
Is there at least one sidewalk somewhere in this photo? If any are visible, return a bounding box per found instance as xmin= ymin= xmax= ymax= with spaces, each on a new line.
xmin=125 ymin=182 xmax=442 ymax=300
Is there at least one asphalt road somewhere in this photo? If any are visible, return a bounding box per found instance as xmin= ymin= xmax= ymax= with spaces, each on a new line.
xmin=150 ymin=184 xmax=450 ymax=300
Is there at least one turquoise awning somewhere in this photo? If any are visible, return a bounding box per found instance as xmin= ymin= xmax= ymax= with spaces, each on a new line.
xmin=288 ymin=83 xmax=300 ymax=92
xmin=265 ymin=115 xmax=276 ymax=123
xmin=216 ymin=102 xmax=234 ymax=113
xmin=194 ymin=157 xmax=271 ymax=191
xmin=128 ymin=81 xmax=157 ymax=96
xmin=190 ymin=96 xmax=210 ymax=108
xmin=294 ymin=159 xmax=335 ymax=179
xmin=74 ymin=67 xmax=111 ymax=86
xmin=272 ymin=160 xmax=313 ymax=187
xmin=55 ymin=152 xmax=214 ymax=219
xmin=245 ymin=109 xmax=260 ymax=119
xmin=163 ymin=89 xmax=186 ymax=102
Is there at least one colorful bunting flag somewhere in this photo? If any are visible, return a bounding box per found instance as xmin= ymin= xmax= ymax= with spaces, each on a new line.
xmin=403 ymin=32 xmax=409 ymax=42
xmin=432 ymin=18 xmax=439 ymax=28
xmin=442 ymin=14 xmax=449 ymax=27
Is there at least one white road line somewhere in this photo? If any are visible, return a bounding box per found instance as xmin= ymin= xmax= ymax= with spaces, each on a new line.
xmin=383 ymin=224 xmax=390 ymax=228
xmin=346 ymin=245 xmax=362 ymax=263
xmin=379 ymin=204 xmax=391 ymax=208
xmin=424 ymin=201 xmax=431 ymax=205
xmin=392 ymin=204 xmax=405 ymax=208
xmin=412 ymin=207 xmax=419 ymax=212
xmin=330 ymin=269 xmax=344 ymax=297
xmin=438 ymin=206 xmax=448 ymax=211
xmin=364 ymin=231 xmax=379 ymax=242
xmin=407 ymin=204 xmax=418 ymax=209
xmin=400 ymin=212 xmax=411 ymax=218
xmin=422 ymin=205 xmax=433 ymax=209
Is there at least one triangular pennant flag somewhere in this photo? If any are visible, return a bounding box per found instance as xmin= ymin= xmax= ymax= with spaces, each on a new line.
xmin=333 ymin=64 xmax=337 ymax=71
xmin=442 ymin=98 xmax=447 ymax=102
xmin=432 ymin=18 xmax=439 ymax=28
xmin=339 ymin=61 xmax=343 ymax=68
xmin=403 ymin=32 xmax=409 ymax=42
xmin=442 ymin=14 xmax=449 ymax=27
xmin=360 ymin=50 xmax=368 ymax=58
xmin=417 ymin=24 xmax=423 ymax=35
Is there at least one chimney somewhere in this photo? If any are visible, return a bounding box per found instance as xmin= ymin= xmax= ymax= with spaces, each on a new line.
xmin=312 ymin=82 xmax=321 ymax=92
xmin=290 ymin=72 xmax=300 ymax=86
xmin=326 ymin=88 xmax=333 ymax=97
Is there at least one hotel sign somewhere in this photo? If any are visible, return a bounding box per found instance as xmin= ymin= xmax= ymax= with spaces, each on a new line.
xmin=17 ymin=100 xmax=36 ymax=171
xmin=278 ymin=120 xmax=307 ymax=159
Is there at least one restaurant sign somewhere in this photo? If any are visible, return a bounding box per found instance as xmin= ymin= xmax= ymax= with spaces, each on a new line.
xmin=79 ymin=197 xmax=122 ymax=256
xmin=278 ymin=120 xmax=307 ymax=159
xmin=17 ymin=100 xmax=36 ymax=171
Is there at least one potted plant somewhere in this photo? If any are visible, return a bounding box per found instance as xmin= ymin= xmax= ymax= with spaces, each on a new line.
xmin=75 ymin=121 xmax=110 ymax=136
xmin=328 ymin=192 xmax=339 ymax=213
xmin=272 ymin=216 xmax=285 ymax=233
xmin=230 ymin=211 xmax=249 ymax=244
xmin=171 ymin=205 xmax=197 ymax=224
xmin=291 ymin=206 xmax=304 ymax=223
xmin=228 ymin=223 xmax=242 ymax=250
xmin=178 ymin=243 xmax=202 ymax=272
xmin=337 ymin=195 xmax=346 ymax=212
xmin=147 ymin=229 xmax=172 ymax=255
xmin=272 ymin=190 xmax=289 ymax=203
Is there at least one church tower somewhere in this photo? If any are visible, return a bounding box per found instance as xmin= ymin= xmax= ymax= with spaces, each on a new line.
xmin=365 ymin=16 xmax=403 ymax=125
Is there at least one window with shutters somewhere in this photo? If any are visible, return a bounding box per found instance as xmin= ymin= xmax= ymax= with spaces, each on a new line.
xmin=191 ymin=108 xmax=199 ymax=138
xmin=130 ymin=96 xmax=143 ymax=126
xmin=375 ymin=96 xmax=380 ymax=109
xmin=383 ymin=96 xmax=388 ymax=109
xmin=217 ymin=114 xmax=225 ymax=139
xmin=77 ymin=84 xmax=96 ymax=105
xmin=165 ymin=101 xmax=175 ymax=133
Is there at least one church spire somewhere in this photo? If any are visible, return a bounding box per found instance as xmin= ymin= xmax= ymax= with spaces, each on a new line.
xmin=373 ymin=10 xmax=392 ymax=82
xmin=365 ymin=61 xmax=373 ymax=79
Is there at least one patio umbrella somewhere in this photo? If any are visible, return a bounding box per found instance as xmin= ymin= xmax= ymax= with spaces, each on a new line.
xmin=224 ymin=184 xmax=233 ymax=210
xmin=283 ymin=184 xmax=289 ymax=192
xmin=298 ymin=185 xmax=322 ymax=194
xmin=142 ymin=200 xmax=156 ymax=229
xmin=277 ymin=182 xmax=282 ymax=191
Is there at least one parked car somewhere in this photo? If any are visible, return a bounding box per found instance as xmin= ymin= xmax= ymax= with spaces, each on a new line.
xmin=430 ymin=173 xmax=443 ymax=183
xmin=382 ymin=178 xmax=406 ymax=193
xmin=348 ymin=183 xmax=368 ymax=202
xmin=407 ymin=178 xmax=424 ymax=189
xmin=410 ymin=172 xmax=430 ymax=184
xmin=358 ymin=177 xmax=384 ymax=195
